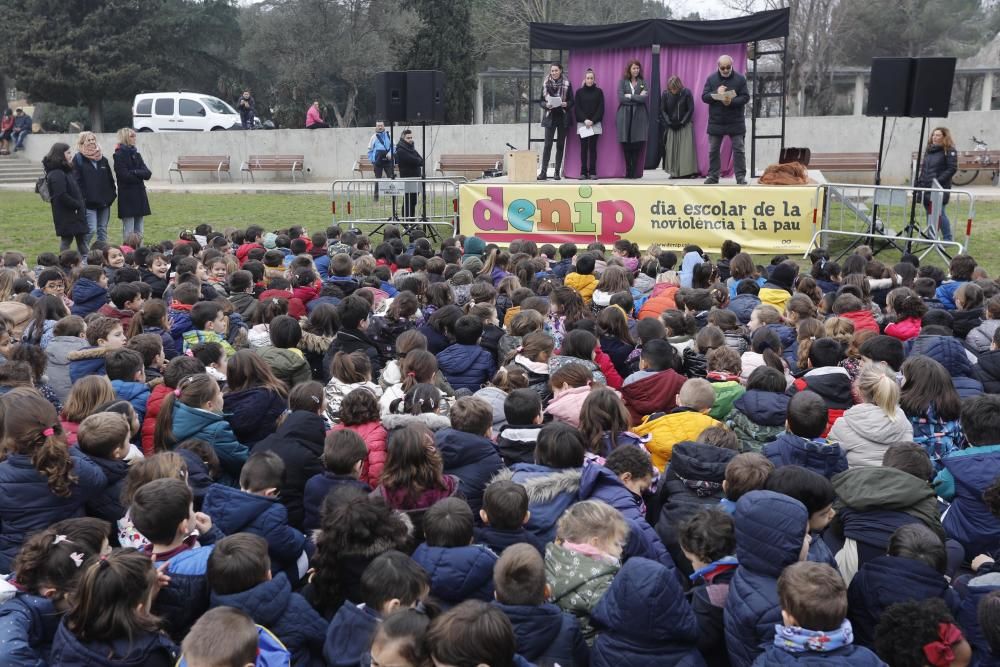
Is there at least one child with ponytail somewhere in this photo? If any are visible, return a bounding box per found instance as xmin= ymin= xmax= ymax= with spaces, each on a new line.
xmin=380 ymin=349 xmax=442 ymax=416
xmin=331 ymin=388 xmax=388 ymax=488
xmin=505 ymin=330 xmax=555 ymax=404
xmin=739 ymin=327 xmax=791 ymax=386
xmin=885 ymin=288 xmax=927 ymax=342
xmin=324 ymin=351 xmax=383 ymax=423
xmin=49 ymin=549 xmax=178 ymax=666
xmin=154 ymin=373 xmax=249 ymax=485
xmin=829 ymin=361 xmax=913 ymax=468
xmin=613 ymin=239 xmax=641 ymax=273
xmin=0 ymin=520 xmax=104 ymax=665
xmin=127 ymin=299 xmax=177 ymax=360
xmin=0 ymin=388 xmax=106 ymax=572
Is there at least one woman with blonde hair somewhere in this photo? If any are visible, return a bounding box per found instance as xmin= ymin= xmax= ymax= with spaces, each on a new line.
xmin=828 ymin=361 xmax=913 ymax=468
xmin=72 ymin=131 xmax=116 ymax=247
xmin=112 ymin=128 xmax=152 ymax=241
xmin=915 ymin=126 xmax=958 ymax=241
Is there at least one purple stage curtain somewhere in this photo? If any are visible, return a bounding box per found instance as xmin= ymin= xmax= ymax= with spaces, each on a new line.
xmin=563 ymin=43 xmax=747 ymax=179
xmin=661 ymin=43 xmax=747 ymax=178
xmin=563 ymin=48 xmax=652 ymax=179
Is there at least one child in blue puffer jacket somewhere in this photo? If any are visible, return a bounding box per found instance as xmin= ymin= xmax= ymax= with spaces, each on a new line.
xmin=0 ymin=390 xmax=106 ymax=573
xmin=155 ymin=373 xmax=249 ymax=485
xmin=323 ymin=551 xmax=430 ymax=667
xmin=412 ymin=498 xmax=498 ymax=607
xmin=202 ymin=452 xmax=310 ymax=586
xmin=0 ymin=519 xmax=103 ymax=667
xmin=754 ymin=562 xmax=884 ymax=665
xmin=590 ymin=556 xmax=702 ymax=667
xmin=765 ymin=465 xmax=839 ymax=570
xmin=49 ymin=549 xmax=179 ymax=667
xmin=492 ymin=543 xmax=589 ymax=667
xmin=724 ymin=490 xmax=809 ymax=667
xmin=207 ymin=534 xmax=326 ymax=667
xmin=437 ymin=315 xmax=496 ymax=392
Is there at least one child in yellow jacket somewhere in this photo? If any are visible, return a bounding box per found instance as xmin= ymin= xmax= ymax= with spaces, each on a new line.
xmin=564 ymin=253 xmax=598 ymax=305
xmin=633 ymin=377 xmax=723 ymax=470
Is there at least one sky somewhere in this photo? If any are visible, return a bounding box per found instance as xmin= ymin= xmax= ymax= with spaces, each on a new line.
xmin=671 ymin=0 xmax=744 ymax=19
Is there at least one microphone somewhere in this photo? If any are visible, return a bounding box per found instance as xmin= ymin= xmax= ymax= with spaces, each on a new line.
xmin=506 ymin=143 xmax=517 ymax=150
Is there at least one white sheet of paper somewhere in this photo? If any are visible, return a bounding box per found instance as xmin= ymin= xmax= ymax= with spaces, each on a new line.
xmin=577 ymin=125 xmax=595 ymax=138
xmin=711 ymin=90 xmax=736 ymax=102
xmin=546 ymin=95 xmax=563 ymax=107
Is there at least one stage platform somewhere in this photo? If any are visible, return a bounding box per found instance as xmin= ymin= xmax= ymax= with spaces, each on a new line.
xmin=480 ymin=171 xmax=764 ymax=186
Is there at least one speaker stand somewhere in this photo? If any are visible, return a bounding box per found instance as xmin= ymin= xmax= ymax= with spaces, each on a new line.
xmin=836 ymin=116 xmax=906 ymax=260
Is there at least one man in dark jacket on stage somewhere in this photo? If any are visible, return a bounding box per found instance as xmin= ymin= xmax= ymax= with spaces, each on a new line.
xmin=702 ymin=55 xmax=750 ymax=185
xmin=396 ymin=129 xmax=423 ymax=220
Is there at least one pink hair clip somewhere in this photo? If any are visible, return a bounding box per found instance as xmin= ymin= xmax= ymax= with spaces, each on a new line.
xmin=174 ymin=388 xmax=182 ymax=397
xmin=42 ymin=428 xmax=55 ymax=437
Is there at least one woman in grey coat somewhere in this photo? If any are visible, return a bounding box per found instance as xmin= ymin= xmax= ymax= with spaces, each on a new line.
xmin=616 ymin=59 xmax=649 ymax=179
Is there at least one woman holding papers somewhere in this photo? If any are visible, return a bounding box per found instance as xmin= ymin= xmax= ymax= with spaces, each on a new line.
xmin=616 ymin=59 xmax=649 ymax=179
xmin=574 ymin=69 xmax=605 ymax=180
xmin=661 ymin=75 xmax=698 ymax=179
xmin=537 ymin=63 xmax=574 ymax=181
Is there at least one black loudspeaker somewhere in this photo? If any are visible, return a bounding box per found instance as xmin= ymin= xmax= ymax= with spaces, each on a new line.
xmin=406 ymin=70 xmax=446 ymax=123
xmin=866 ymin=58 xmax=913 ymax=117
xmin=909 ymin=57 xmax=956 ymax=118
xmin=375 ymin=71 xmax=408 ymax=123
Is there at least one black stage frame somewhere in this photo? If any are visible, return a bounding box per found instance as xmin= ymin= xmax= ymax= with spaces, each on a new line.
xmin=526 ymin=8 xmax=790 ymax=178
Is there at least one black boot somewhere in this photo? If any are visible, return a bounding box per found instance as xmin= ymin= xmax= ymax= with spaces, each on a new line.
xmin=553 ymin=169 xmax=561 ymax=181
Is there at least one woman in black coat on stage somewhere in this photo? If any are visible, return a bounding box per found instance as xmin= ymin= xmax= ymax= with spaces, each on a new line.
xmin=42 ymin=142 xmax=89 ymax=255
xmin=661 ymin=75 xmax=698 ymax=179
xmin=616 ymin=59 xmax=649 ymax=179
xmin=113 ymin=127 xmax=152 ymax=243
xmin=915 ymin=126 xmax=959 ymax=241
xmin=574 ymin=68 xmax=605 ymax=180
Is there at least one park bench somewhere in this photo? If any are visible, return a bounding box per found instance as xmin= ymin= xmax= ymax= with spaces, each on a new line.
xmin=167 ymin=155 xmax=231 ymax=183
xmin=353 ymin=154 xmax=375 ymax=177
xmin=240 ymin=154 xmax=305 ymax=182
xmin=435 ymin=153 xmax=503 ymax=178
xmin=805 ymin=152 xmax=880 ymax=173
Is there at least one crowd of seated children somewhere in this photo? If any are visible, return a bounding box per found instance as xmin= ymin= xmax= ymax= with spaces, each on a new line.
xmin=5 ymin=228 xmax=1000 ymax=666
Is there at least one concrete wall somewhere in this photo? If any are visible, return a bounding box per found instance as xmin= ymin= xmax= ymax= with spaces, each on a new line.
xmin=19 ymin=124 xmax=525 ymax=184
xmin=20 ymin=110 xmax=1000 ymax=185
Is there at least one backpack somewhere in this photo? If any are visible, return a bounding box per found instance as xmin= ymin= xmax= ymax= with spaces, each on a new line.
xmin=35 ymin=173 xmax=51 ymax=202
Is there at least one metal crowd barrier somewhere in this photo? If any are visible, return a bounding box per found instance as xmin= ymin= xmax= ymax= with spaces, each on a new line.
xmin=806 ymin=182 xmax=975 ymax=262
xmin=330 ymin=177 xmax=465 ymax=241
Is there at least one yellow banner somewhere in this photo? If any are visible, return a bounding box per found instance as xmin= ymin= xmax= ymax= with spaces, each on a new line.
xmin=458 ymin=183 xmax=821 ymax=254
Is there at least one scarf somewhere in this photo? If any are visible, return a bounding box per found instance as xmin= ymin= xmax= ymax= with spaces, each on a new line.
xmin=561 ymin=541 xmax=619 ymax=566
xmin=690 ymin=555 xmax=739 ymax=582
xmin=543 ymin=76 xmax=570 ymax=112
xmin=79 ymin=141 xmax=103 ymax=162
xmin=772 ymin=619 xmax=853 ymax=654
xmin=514 ymin=355 xmax=549 ymax=375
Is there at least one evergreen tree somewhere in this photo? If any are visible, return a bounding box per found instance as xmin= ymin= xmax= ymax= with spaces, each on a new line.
xmin=401 ymin=0 xmax=476 ymax=124
xmin=1 ymin=0 xmax=240 ymax=131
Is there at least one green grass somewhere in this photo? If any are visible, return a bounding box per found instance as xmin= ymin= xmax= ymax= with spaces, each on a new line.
xmin=2 ymin=190 xmax=999 ymax=273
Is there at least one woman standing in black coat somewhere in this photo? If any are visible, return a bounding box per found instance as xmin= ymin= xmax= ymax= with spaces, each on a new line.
xmin=616 ymin=59 xmax=649 ymax=179
xmin=916 ymin=126 xmax=959 ymax=242
xmin=42 ymin=142 xmax=89 ymax=254
xmin=112 ymin=127 xmax=152 ymax=243
xmin=574 ymin=68 xmax=605 ymax=180
xmin=395 ymin=128 xmax=423 ymax=220
xmin=537 ymin=63 xmax=573 ymax=181
xmin=72 ymin=131 xmax=116 ymax=247
xmin=661 ymin=75 xmax=698 ymax=179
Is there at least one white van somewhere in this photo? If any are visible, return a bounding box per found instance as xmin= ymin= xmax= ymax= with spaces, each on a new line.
xmin=132 ymin=93 xmax=241 ymax=132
